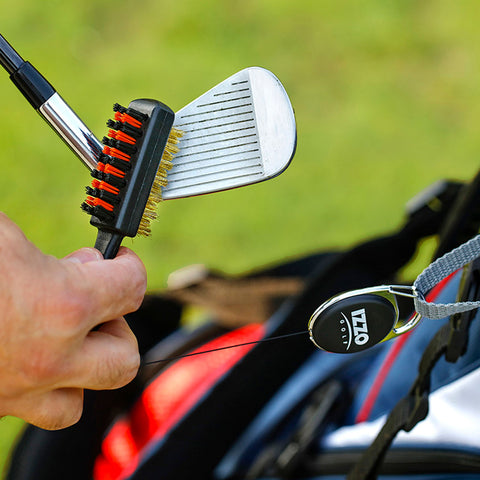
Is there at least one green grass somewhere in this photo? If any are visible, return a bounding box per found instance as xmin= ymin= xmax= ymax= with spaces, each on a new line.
xmin=2 ymin=0 xmax=480 ymax=474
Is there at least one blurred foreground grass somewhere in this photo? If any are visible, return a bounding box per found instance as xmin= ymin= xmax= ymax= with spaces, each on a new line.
xmin=2 ymin=0 xmax=480 ymax=475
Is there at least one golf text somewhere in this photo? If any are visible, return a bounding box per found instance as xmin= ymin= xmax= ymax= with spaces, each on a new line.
xmin=340 ymin=308 xmax=370 ymax=350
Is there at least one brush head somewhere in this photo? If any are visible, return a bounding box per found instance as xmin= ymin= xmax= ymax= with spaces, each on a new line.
xmin=81 ymin=99 xmax=181 ymax=257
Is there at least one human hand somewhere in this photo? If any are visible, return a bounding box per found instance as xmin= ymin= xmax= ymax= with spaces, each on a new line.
xmin=0 ymin=213 xmax=147 ymax=430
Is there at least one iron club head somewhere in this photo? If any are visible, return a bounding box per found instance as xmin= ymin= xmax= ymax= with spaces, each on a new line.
xmin=162 ymin=67 xmax=297 ymax=199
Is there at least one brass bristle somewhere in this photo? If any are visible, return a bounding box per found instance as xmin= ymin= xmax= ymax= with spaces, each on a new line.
xmin=137 ymin=127 xmax=183 ymax=237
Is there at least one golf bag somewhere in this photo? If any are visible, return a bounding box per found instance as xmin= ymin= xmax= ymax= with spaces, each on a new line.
xmin=6 ymin=171 xmax=480 ymax=479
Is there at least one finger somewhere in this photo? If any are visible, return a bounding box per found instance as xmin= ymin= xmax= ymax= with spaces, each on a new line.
xmin=65 ymin=318 xmax=140 ymax=391
xmin=61 ymin=247 xmax=147 ymax=327
xmin=7 ymin=387 xmax=84 ymax=430
xmin=63 ymin=247 xmax=103 ymax=264
xmin=84 ymin=247 xmax=147 ymax=322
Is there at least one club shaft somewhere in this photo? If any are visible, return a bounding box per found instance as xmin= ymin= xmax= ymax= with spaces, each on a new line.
xmin=0 ymin=34 xmax=24 ymax=74
xmin=39 ymin=93 xmax=102 ymax=171
xmin=0 ymin=33 xmax=100 ymax=170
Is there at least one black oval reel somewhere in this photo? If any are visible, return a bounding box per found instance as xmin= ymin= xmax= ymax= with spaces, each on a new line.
xmin=308 ymin=286 xmax=420 ymax=354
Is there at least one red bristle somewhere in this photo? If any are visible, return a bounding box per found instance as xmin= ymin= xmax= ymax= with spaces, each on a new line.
xmin=99 ymin=181 xmax=120 ymax=195
xmin=92 ymin=179 xmax=120 ymax=195
xmin=119 ymin=131 xmax=136 ymax=144
xmin=103 ymin=146 xmax=131 ymax=162
xmin=114 ymin=111 xmax=143 ymax=129
xmin=108 ymin=129 xmax=136 ymax=145
xmin=89 ymin=197 xmax=115 ymax=212
xmin=122 ymin=113 xmax=142 ymax=128
xmin=104 ymin=164 xmax=126 ymax=179
xmin=82 ymin=102 xmax=152 ymax=225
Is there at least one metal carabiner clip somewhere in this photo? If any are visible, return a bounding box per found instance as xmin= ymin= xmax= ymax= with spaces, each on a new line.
xmin=308 ymin=285 xmax=421 ymax=354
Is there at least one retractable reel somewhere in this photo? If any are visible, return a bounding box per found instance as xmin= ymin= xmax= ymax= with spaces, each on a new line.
xmin=309 ymin=233 xmax=480 ymax=354
xmin=308 ymin=286 xmax=420 ymax=354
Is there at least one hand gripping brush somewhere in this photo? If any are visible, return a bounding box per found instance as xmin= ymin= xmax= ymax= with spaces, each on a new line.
xmin=0 ymin=34 xmax=296 ymax=258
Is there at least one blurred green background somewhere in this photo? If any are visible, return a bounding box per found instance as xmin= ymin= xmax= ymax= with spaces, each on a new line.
xmin=1 ymin=0 xmax=480 ymax=474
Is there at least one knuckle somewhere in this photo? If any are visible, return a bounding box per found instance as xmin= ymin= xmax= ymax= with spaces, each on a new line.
xmin=49 ymin=289 xmax=90 ymax=331
xmin=20 ymin=348 xmax=64 ymax=385
xmin=0 ymin=213 xmax=30 ymax=246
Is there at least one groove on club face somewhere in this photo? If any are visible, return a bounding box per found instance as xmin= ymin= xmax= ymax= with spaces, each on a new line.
xmin=162 ymin=67 xmax=296 ymax=199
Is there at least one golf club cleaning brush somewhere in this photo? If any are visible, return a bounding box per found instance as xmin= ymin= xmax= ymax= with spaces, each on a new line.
xmin=81 ymin=100 xmax=183 ymax=258
xmin=80 ymin=67 xmax=297 ymax=258
xmin=0 ymin=33 xmax=297 ymax=259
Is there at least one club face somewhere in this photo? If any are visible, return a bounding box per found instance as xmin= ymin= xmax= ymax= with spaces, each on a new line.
xmin=162 ymin=67 xmax=296 ymax=200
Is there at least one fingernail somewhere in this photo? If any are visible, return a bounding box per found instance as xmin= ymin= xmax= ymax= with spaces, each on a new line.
xmin=64 ymin=248 xmax=104 ymax=264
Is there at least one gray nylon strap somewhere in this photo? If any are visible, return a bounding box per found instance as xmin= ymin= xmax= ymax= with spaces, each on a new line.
xmin=413 ymin=234 xmax=480 ymax=319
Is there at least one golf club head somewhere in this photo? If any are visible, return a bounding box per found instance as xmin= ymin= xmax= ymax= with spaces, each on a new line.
xmin=162 ymin=67 xmax=297 ymax=199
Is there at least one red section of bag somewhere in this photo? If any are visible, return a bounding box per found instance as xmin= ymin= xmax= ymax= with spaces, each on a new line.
xmin=93 ymin=323 xmax=265 ymax=480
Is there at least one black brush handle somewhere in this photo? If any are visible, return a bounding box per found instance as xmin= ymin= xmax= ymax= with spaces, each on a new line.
xmin=94 ymin=230 xmax=124 ymax=259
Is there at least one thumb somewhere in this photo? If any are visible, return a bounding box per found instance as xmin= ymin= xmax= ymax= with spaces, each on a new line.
xmin=63 ymin=248 xmax=104 ymax=265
